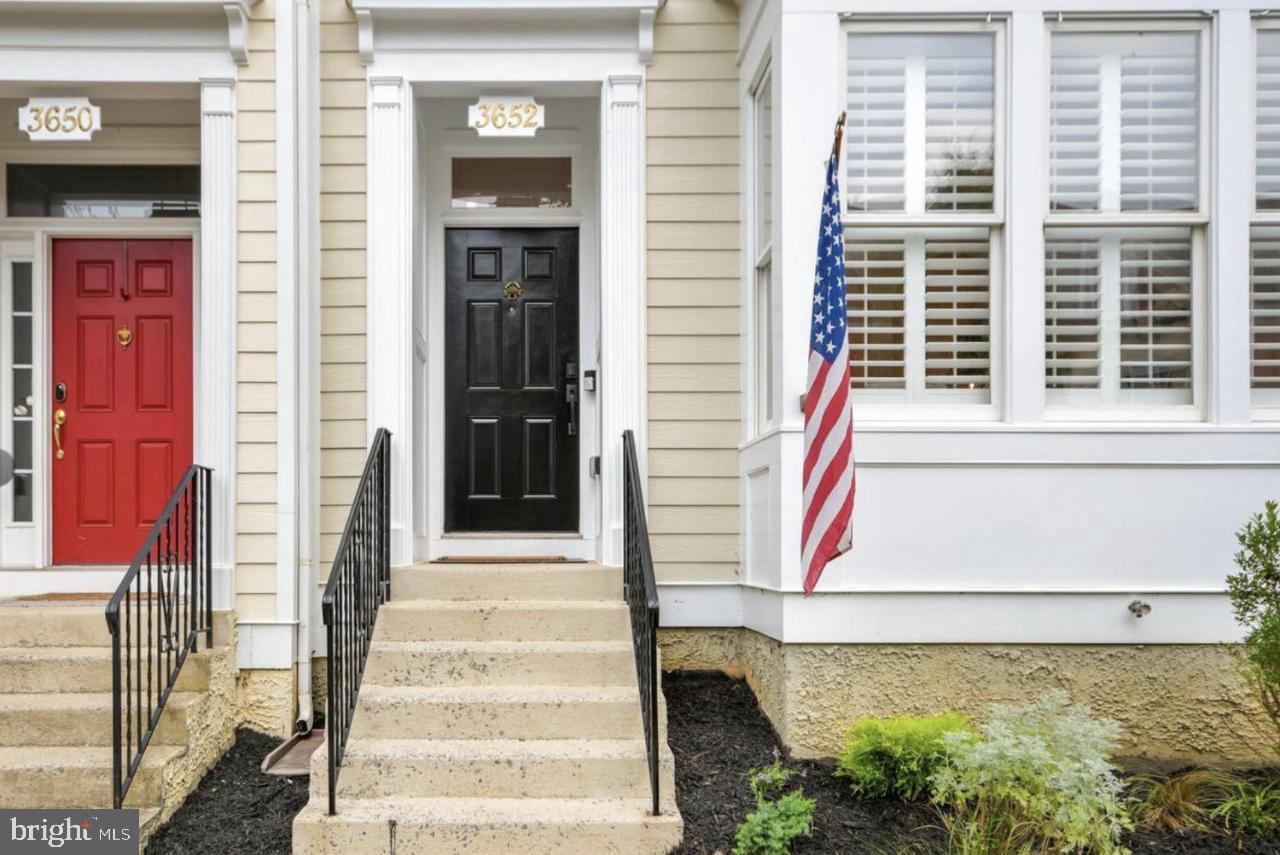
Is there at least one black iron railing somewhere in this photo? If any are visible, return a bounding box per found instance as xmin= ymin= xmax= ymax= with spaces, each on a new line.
xmin=322 ymin=427 xmax=391 ymax=815
xmin=105 ymin=465 xmax=214 ymax=809
xmin=622 ymin=429 xmax=661 ymax=816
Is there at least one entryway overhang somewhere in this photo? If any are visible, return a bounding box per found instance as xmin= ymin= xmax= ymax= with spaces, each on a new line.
xmin=355 ymin=0 xmax=658 ymax=568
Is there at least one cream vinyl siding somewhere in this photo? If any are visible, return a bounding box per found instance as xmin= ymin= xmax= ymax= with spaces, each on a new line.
xmin=235 ymin=0 xmax=278 ymax=621
xmin=319 ymin=0 xmax=367 ymax=562
xmin=646 ymin=0 xmax=741 ymax=583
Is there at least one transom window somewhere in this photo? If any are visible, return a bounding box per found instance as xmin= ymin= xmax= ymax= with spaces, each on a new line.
xmin=844 ymin=26 xmax=1002 ymax=407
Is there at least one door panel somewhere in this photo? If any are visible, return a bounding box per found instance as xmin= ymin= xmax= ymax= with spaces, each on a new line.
xmin=52 ymin=239 xmax=194 ymax=564
xmin=445 ymin=228 xmax=579 ymax=532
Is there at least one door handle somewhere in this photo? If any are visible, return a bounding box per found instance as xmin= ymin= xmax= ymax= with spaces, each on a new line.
xmin=53 ymin=408 xmax=66 ymax=460
xmin=565 ymin=361 xmax=578 ymax=437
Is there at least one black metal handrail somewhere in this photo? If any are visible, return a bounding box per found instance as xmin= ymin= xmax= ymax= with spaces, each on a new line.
xmin=622 ymin=429 xmax=661 ymax=816
xmin=105 ymin=465 xmax=213 ymax=809
xmin=322 ymin=427 xmax=391 ymax=815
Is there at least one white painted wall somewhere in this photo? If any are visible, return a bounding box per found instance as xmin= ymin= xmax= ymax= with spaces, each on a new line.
xmin=707 ymin=0 xmax=1280 ymax=644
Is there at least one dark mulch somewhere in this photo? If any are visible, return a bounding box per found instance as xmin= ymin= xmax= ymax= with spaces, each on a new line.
xmin=145 ymin=729 xmax=309 ymax=855
xmin=662 ymin=670 xmax=1279 ymax=855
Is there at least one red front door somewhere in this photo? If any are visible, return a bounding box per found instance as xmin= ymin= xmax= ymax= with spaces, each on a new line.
xmin=51 ymin=239 xmax=194 ymax=565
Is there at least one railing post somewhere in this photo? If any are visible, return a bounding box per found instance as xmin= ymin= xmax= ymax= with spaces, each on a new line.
xmin=203 ymin=469 xmax=213 ymax=649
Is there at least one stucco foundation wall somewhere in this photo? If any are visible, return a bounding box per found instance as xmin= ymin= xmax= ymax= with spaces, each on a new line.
xmin=660 ymin=628 xmax=1273 ymax=767
xmin=236 ymin=668 xmax=295 ymax=737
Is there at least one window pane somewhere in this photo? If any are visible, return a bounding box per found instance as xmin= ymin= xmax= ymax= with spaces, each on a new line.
xmin=755 ymin=263 xmax=773 ymax=427
xmin=6 ymin=164 xmax=199 ymax=218
xmin=451 ymin=157 xmax=572 ymax=209
xmin=755 ymin=74 xmax=773 ymax=250
xmin=10 ymin=261 xmax=33 ymax=523
xmin=846 ymin=237 xmax=906 ymax=388
xmin=846 ymin=33 xmax=995 ymax=213
xmin=1259 ymin=33 xmax=1280 ymax=209
xmin=1045 ymin=236 xmax=1102 ymax=389
xmin=1251 ymin=227 xmax=1280 ymax=389
xmin=1044 ymin=228 xmax=1193 ymax=405
xmin=1050 ymin=32 xmax=1199 ymax=213
xmin=924 ymin=234 xmax=990 ymax=389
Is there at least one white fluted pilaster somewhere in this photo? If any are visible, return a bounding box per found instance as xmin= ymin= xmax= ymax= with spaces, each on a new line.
xmin=367 ymin=76 xmax=415 ymax=566
xmin=599 ymin=75 xmax=646 ymax=567
xmin=199 ymin=78 xmax=237 ymax=610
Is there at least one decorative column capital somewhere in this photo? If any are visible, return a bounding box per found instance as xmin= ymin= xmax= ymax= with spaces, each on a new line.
xmin=370 ymin=76 xmax=405 ymax=107
xmin=200 ymin=79 xmax=236 ymax=116
xmin=606 ymin=75 xmax=643 ymax=107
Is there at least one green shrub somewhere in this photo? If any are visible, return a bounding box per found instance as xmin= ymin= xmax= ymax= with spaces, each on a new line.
xmin=836 ymin=712 xmax=971 ymax=800
xmin=1226 ymin=500 xmax=1280 ymax=755
xmin=1211 ymin=777 xmax=1280 ymax=839
xmin=930 ymin=691 xmax=1133 ymax=855
xmin=1130 ymin=770 xmax=1237 ymax=833
xmin=732 ymin=763 xmax=817 ymax=855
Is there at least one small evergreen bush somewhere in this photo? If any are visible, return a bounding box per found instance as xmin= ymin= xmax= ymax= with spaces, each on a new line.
xmin=930 ymin=691 xmax=1133 ymax=855
xmin=1226 ymin=500 xmax=1280 ymax=755
xmin=732 ymin=763 xmax=816 ymax=855
xmin=836 ymin=712 xmax=971 ymax=800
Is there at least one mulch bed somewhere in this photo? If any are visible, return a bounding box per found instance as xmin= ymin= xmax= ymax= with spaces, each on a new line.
xmin=663 ymin=670 xmax=1278 ymax=855
xmin=145 ymin=729 xmax=309 ymax=855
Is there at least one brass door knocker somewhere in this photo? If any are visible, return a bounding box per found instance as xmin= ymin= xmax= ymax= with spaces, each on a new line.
xmin=503 ymin=281 xmax=523 ymax=300
xmin=116 ymin=324 xmax=133 ymax=349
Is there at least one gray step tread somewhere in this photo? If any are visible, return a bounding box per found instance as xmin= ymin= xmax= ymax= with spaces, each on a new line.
xmin=0 ymin=690 xmax=202 ymax=711
xmin=0 ymin=744 xmax=185 ymax=770
xmin=300 ymin=796 xmax=679 ymax=825
xmin=371 ymin=640 xmax=632 ymax=653
xmin=359 ymin=684 xmax=639 ymax=703
xmin=337 ymin=738 xmax=657 ymax=761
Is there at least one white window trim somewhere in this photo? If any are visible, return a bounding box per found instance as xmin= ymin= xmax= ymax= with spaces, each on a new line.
xmin=747 ymin=56 xmax=775 ymax=438
xmin=1041 ymin=17 xmax=1211 ymax=422
xmin=0 ymin=241 xmax=36 ymax=567
xmin=842 ymin=18 xmax=1006 ymax=422
xmin=1250 ymin=18 xmax=1280 ymax=417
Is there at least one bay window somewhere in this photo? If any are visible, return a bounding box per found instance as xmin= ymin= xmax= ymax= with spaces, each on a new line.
xmin=844 ymin=26 xmax=1003 ymax=408
xmin=1045 ymin=26 xmax=1207 ymax=411
xmin=1253 ymin=28 xmax=1280 ymax=403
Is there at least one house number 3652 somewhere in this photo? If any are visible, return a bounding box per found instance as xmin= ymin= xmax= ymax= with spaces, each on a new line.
xmin=468 ymin=98 xmax=544 ymax=138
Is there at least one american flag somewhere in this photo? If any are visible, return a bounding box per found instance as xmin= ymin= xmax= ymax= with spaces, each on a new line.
xmin=801 ymin=121 xmax=855 ymax=595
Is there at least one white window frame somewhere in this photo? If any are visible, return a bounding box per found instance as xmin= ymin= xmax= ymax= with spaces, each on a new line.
xmin=0 ymin=241 xmax=37 ymax=567
xmin=748 ymin=57 xmax=775 ymax=437
xmin=1251 ymin=19 xmax=1280 ymax=416
xmin=1042 ymin=18 xmax=1211 ymax=423
xmin=841 ymin=18 xmax=1006 ymax=421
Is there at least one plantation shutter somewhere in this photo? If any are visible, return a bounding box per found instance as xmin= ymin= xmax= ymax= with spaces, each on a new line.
xmin=1257 ymin=33 xmax=1280 ymax=209
xmin=1251 ymin=227 xmax=1280 ymax=390
xmin=1050 ymin=33 xmax=1199 ymax=213
xmin=846 ymin=238 xmax=907 ymax=389
xmin=1045 ymin=237 xmax=1102 ymax=389
xmin=925 ymin=52 xmax=995 ymax=211
xmin=1118 ymin=234 xmax=1193 ymax=391
xmin=923 ymin=234 xmax=991 ymax=389
xmin=845 ymin=52 xmax=907 ymax=213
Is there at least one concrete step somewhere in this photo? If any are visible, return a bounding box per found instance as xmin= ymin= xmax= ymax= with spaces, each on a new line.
xmin=0 ymin=647 xmax=211 ymax=694
xmin=350 ymin=685 xmax=654 ymax=742
xmin=312 ymin=738 xmax=676 ymax=802
xmin=292 ymin=796 xmax=683 ymax=855
xmin=0 ymin=691 xmax=203 ymax=746
xmin=363 ymin=640 xmax=636 ymax=688
xmin=391 ymin=564 xmax=622 ymax=602
xmin=0 ymin=744 xmax=185 ymax=809
xmin=375 ymin=599 xmax=630 ymax=642
xmin=0 ymin=606 xmax=110 ymax=648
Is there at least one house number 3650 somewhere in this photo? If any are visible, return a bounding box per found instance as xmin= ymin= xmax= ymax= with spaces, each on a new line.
xmin=26 ymin=105 xmax=95 ymax=134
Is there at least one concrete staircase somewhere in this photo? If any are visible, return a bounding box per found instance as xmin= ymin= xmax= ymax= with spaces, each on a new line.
xmin=293 ymin=562 xmax=683 ymax=854
xmin=0 ymin=600 xmax=236 ymax=843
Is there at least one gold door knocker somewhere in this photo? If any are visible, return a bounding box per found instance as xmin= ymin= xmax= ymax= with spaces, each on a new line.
xmin=503 ymin=281 xmax=523 ymax=301
xmin=116 ymin=324 xmax=133 ymax=349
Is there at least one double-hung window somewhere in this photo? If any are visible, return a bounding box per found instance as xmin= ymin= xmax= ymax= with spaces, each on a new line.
xmin=1045 ymin=25 xmax=1208 ymax=414
xmin=1253 ymin=26 xmax=1280 ymax=407
xmin=751 ymin=66 xmax=774 ymax=433
xmin=843 ymin=24 xmax=1004 ymax=412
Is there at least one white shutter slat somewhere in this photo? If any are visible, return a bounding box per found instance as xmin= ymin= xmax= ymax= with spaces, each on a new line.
xmin=846 ymin=54 xmax=907 ymax=212
xmin=1045 ymin=236 xmax=1102 ymax=390
xmin=845 ymin=238 xmax=907 ymax=389
xmin=1250 ymin=227 xmax=1280 ymax=389
xmin=923 ymin=234 xmax=991 ymax=390
xmin=1050 ymin=54 xmax=1102 ymax=211
xmin=925 ymin=52 xmax=995 ymax=212
xmin=1259 ymin=35 xmax=1280 ymax=209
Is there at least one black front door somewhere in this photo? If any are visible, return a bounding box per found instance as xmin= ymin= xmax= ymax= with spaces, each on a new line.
xmin=444 ymin=228 xmax=580 ymax=532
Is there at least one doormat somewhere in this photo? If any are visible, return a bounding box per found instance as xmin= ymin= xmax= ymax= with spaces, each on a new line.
xmin=434 ymin=556 xmax=585 ymax=564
